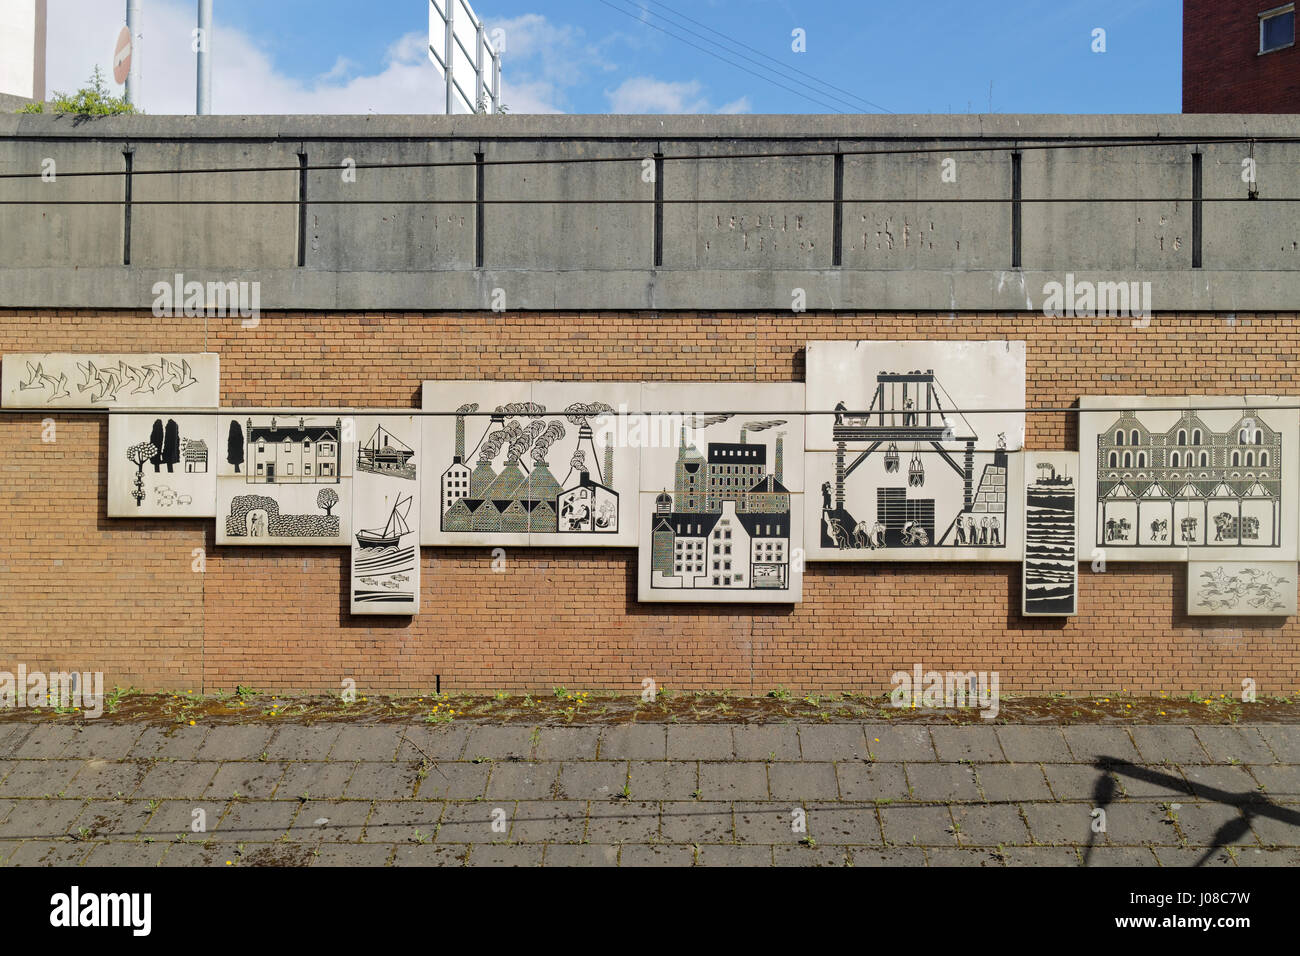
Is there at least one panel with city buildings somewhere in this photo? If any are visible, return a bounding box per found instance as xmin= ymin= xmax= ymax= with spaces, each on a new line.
xmin=638 ymin=382 xmax=804 ymax=603
xmin=1078 ymin=396 xmax=1299 ymax=562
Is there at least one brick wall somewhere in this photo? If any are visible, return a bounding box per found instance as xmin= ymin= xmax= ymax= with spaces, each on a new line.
xmin=1 ymin=310 xmax=1298 ymax=697
xmin=1184 ymin=0 xmax=1300 ymax=113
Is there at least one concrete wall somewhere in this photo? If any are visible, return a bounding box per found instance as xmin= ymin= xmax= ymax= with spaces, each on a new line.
xmin=1 ymin=113 xmax=1299 ymax=311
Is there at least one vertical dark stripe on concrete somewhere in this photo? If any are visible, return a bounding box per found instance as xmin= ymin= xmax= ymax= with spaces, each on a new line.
xmin=122 ymin=150 xmax=133 ymax=266
xmin=1191 ymin=151 xmax=1203 ymax=269
xmin=832 ymin=152 xmax=844 ymax=267
xmin=1010 ymin=151 xmax=1022 ymax=269
xmin=296 ymin=151 xmax=308 ymax=267
xmin=653 ymin=152 xmax=664 ymax=268
xmin=475 ymin=152 xmax=485 ymax=268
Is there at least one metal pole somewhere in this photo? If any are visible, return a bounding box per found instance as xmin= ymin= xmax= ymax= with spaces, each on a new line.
xmin=125 ymin=0 xmax=142 ymax=105
xmin=475 ymin=20 xmax=484 ymax=112
xmin=196 ymin=0 xmax=211 ymax=114
xmin=444 ymin=0 xmax=454 ymax=115
xmin=492 ymin=53 xmax=500 ymax=112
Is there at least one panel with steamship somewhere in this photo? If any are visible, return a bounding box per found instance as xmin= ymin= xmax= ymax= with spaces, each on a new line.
xmin=351 ymin=415 xmax=421 ymax=614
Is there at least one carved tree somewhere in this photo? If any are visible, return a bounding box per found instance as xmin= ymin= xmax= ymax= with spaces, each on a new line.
xmin=227 ymin=420 xmax=244 ymax=473
xmin=317 ymin=487 xmax=339 ymax=516
xmin=149 ymin=419 xmax=165 ymax=472
xmin=126 ymin=441 xmax=157 ymax=507
xmin=162 ymin=419 xmax=181 ymax=473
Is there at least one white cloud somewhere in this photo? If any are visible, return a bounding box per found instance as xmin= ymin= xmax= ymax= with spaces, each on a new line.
xmin=41 ymin=1 xmax=744 ymax=116
xmin=606 ymin=76 xmax=749 ymax=114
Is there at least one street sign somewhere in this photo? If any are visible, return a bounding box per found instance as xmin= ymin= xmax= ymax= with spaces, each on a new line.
xmin=429 ymin=0 xmax=501 ymax=115
xmin=113 ymin=25 xmax=132 ymax=85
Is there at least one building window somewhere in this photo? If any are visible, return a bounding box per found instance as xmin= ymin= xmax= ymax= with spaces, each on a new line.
xmin=1193 ymin=429 xmax=1202 ymax=444
xmin=1262 ymin=451 xmax=1270 ymax=466
xmin=1109 ymin=451 xmax=1118 ymax=467
xmin=1261 ymin=4 xmax=1295 ymax=53
xmin=1115 ymin=430 xmax=1124 ymax=446
xmin=1123 ymin=452 xmax=1132 ymax=468
xmin=1177 ymin=429 xmax=1186 ymax=445
xmin=1171 ymin=451 xmax=1180 ymax=467
xmin=1130 ymin=429 xmax=1139 ymax=446
xmin=1200 ymin=452 xmax=1208 ymax=466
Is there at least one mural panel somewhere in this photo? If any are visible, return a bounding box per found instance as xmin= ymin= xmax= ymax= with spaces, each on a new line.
xmin=108 ymin=413 xmax=218 ymax=517
xmin=350 ymin=415 xmax=420 ymax=614
xmin=803 ymin=340 xmax=1026 ymax=561
xmin=2 ymin=353 xmax=219 ymax=409
xmin=638 ymin=382 xmax=804 ymax=603
xmin=216 ymin=410 xmax=353 ymax=546
xmin=1187 ymin=561 xmax=1297 ymax=616
xmin=421 ymin=381 xmax=641 ymax=547
xmin=1079 ymin=396 xmax=1298 ymax=561
xmin=1022 ymin=451 xmax=1078 ymax=616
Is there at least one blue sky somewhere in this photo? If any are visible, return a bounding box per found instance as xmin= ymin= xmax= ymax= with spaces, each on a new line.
xmin=49 ymin=0 xmax=1183 ymax=114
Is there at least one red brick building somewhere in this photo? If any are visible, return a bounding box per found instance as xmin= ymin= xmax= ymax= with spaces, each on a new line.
xmin=1184 ymin=0 xmax=1298 ymax=112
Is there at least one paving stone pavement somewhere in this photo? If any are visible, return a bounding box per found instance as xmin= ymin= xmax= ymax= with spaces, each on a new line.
xmin=0 ymin=721 xmax=1296 ymax=867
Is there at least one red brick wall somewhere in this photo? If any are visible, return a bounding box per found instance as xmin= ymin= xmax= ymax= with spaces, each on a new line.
xmin=2 ymin=310 xmax=1298 ymax=697
xmin=1184 ymin=0 xmax=1300 ymax=113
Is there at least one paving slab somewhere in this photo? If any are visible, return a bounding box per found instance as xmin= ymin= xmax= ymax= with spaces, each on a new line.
xmin=506 ymin=801 xmax=588 ymax=844
xmin=435 ymin=801 xmax=513 ymax=844
xmin=543 ymin=843 xmax=620 ymax=866
xmin=666 ymin=725 xmax=734 ymax=760
xmin=930 ymin=725 xmax=1004 ymax=762
xmin=627 ymin=760 xmax=698 ymax=801
xmin=1081 ymin=846 xmax=1160 ymax=866
xmin=772 ymin=844 xmax=852 ymax=866
xmin=1181 ymin=764 xmax=1264 ymax=803
xmin=196 ymin=726 xmax=276 ymax=762
xmin=999 ymin=846 xmax=1081 ymax=866
xmin=462 ymin=725 xmax=537 ymax=761
xmin=848 ymin=846 xmax=926 ymax=866
xmin=995 ymin=726 xmax=1071 ymax=763
xmin=1152 ymin=846 xmax=1238 ymax=867
xmin=0 ymin=725 xmax=33 ymax=758
xmin=4 ymin=841 xmax=94 ymax=867
xmin=204 ymin=762 xmax=288 ymax=799
xmin=262 ymin=726 xmax=341 ymax=761
xmin=1042 ymin=763 xmax=1120 ymax=803
xmin=327 ymin=726 xmax=404 ymax=762
xmin=696 ymin=844 xmax=772 ymax=866
xmin=1243 ymin=806 xmax=1300 ymax=847
xmin=925 ymin=847 xmax=1004 ymax=866
xmin=585 ymin=801 xmax=661 ymax=843
xmin=732 ymin=724 xmax=801 ymax=761
xmin=128 ymin=725 xmax=208 ymax=760
xmin=1232 ymin=846 xmax=1300 ymax=866
xmin=159 ymin=842 xmax=246 ymax=867
xmin=1168 ymin=803 xmax=1259 ymax=848
xmin=1101 ymin=801 xmax=1184 ymax=846
xmin=1192 ymin=726 xmax=1279 ymax=764
xmin=1109 ymin=762 xmax=1191 ymax=799
xmin=83 ymin=840 xmax=171 ymax=866
xmin=1061 ymin=726 xmax=1142 ymax=766
xmin=619 ymin=843 xmax=696 ymax=867
xmin=1247 ymin=764 xmax=1300 ymax=801
xmin=597 ymin=725 xmax=666 ymax=760
xmin=880 ymin=805 xmax=957 ymax=847
xmin=836 ymin=762 xmax=910 ymax=802
xmin=555 ymin=761 xmax=627 ymax=800
xmin=345 ymin=761 xmax=423 ymax=800
xmin=276 ymin=761 xmax=356 ymax=801
xmin=213 ymin=801 xmax=298 ymax=842
xmin=1021 ymin=802 xmax=1101 ymax=846
xmin=0 ymin=759 xmax=84 ymax=798
xmin=411 ymin=762 xmax=487 ymax=800
xmin=466 ymin=843 xmax=544 ymax=866
xmin=906 ymin=763 xmax=982 ymax=802
xmin=11 ymin=724 xmax=77 ymax=758
xmin=799 ymin=724 xmax=869 ymax=762
xmin=364 ymin=801 xmax=445 ymax=844
xmin=288 ymin=800 xmax=372 ymax=843
xmin=659 ymin=801 xmax=733 ymax=843
xmin=71 ymin=799 xmax=156 ymax=840
xmin=391 ymin=843 xmax=467 ymax=866
xmin=698 ymin=761 xmax=769 ymax=800
xmin=1256 ymin=725 xmax=1300 ymax=763
xmin=532 ymin=727 xmax=600 ymax=761
xmin=307 ymin=843 xmax=396 ymax=867
xmin=1129 ymin=725 xmax=1211 ymax=765
xmin=768 ymin=761 xmax=839 ymax=801
xmin=485 ymin=761 xmax=559 ymax=800
xmin=396 ymin=725 xmax=469 ymax=761
xmin=864 ymin=725 xmax=935 ymax=762
xmin=805 ymin=803 xmax=884 ymax=845
xmin=733 ymin=801 xmax=804 ymax=844
xmin=135 ymin=761 xmax=221 ymax=799
xmin=975 ymin=764 xmax=1052 ymax=802
xmin=144 ymin=801 xmax=229 ymax=841
xmin=64 ymin=759 xmax=149 ymax=798
xmin=60 ymin=725 xmax=144 ymax=760
xmin=949 ymin=803 xmax=1031 ymax=846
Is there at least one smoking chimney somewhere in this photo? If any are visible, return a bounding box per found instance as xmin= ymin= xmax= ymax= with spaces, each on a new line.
xmin=775 ymin=432 xmax=784 ymax=484
xmin=454 ymin=415 xmax=465 ymax=462
xmin=739 ymin=427 xmax=748 ymax=445
xmin=603 ymin=441 xmax=614 ymax=487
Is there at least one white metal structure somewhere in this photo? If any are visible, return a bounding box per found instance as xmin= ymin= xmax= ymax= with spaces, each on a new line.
xmin=0 ymin=0 xmax=46 ymax=101
xmin=428 ymin=0 xmax=500 ymax=114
